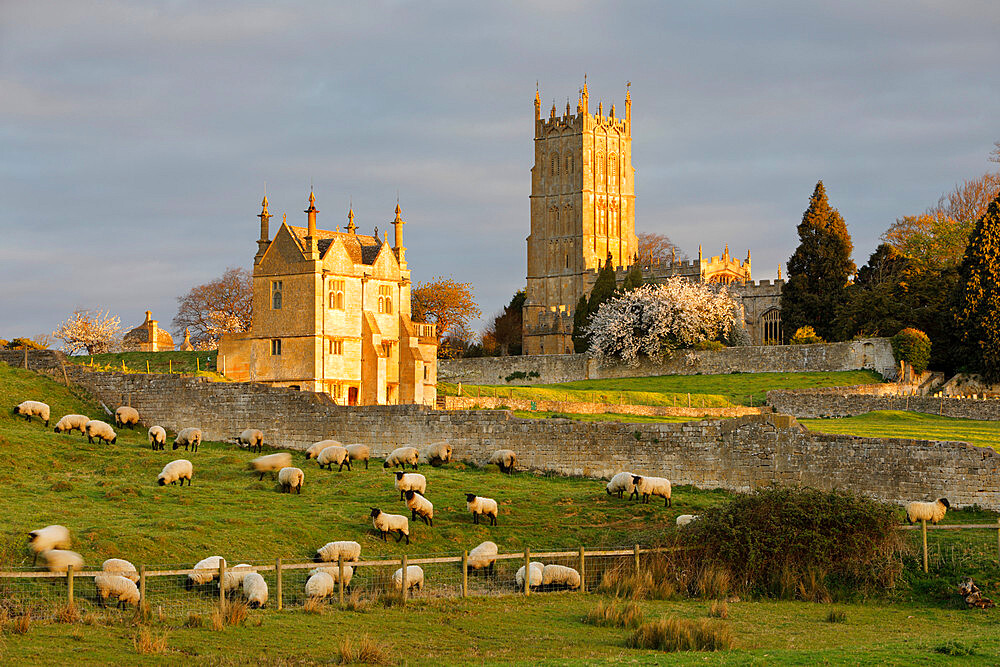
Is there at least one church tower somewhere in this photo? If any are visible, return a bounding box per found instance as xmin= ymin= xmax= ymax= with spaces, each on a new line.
xmin=522 ymin=80 xmax=638 ymax=355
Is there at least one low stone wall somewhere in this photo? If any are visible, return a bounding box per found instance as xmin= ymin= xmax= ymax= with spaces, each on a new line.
xmin=442 ymin=395 xmax=766 ymax=418
xmin=0 ymin=349 xmax=69 ymax=371
xmin=440 ymin=338 xmax=896 ymax=385
xmin=34 ymin=363 xmax=1000 ymax=510
xmin=768 ymin=387 xmax=1000 ymax=420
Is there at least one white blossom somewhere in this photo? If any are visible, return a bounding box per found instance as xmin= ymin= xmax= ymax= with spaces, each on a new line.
xmin=52 ymin=309 xmax=122 ymax=355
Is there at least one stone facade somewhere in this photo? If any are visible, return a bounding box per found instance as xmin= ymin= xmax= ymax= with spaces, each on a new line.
xmin=121 ymin=311 xmax=174 ymax=352
xmin=768 ymin=386 xmax=1000 ymax=420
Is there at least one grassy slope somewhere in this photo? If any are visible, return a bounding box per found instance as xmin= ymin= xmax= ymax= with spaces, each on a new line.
xmin=70 ymin=351 xmax=216 ymax=375
xmin=801 ymin=410 xmax=1000 ymax=452
xmin=441 ymin=370 xmax=882 ymax=407
xmin=513 ymin=410 xmax=712 ymax=424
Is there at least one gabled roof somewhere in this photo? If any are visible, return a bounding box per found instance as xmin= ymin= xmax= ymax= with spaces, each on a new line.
xmin=288 ymin=226 xmax=384 ymax=266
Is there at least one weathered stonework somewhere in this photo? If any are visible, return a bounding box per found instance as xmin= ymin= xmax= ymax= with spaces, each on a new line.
xmin=769 ymin=385 xmax=1000 ymax=420
xmin=442 ymin=394 xmax=767 ymax=418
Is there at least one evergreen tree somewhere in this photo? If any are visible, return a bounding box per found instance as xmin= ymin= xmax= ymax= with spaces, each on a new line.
xmin=571 ymin=295 xmax=590 ymax=353
xmin=781 ymin=181 xmax=856 ymax=342
xmin=588 ymin=257 xmax=618 ymax=313
xmin=620 ymin=263 xmax=645 ymax=292
xmin=955 ymin=195 xmax=1000 ymax=381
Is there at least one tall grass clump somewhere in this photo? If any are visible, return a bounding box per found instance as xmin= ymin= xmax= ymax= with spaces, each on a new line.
xmin=132 ymin=627 xmax=169 ymax=655
xmin=584 ymin=599 xmax=644 ymax=628
xmin=627 ymin=617 xmax=733 ymax=652
xmin=337 ymin=634 xmax=391 ymax=665
xmin=597 ymin=553 xmax=680 ymax=600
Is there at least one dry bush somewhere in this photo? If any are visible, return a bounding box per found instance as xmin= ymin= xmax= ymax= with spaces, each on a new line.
xmin=132 ymin=627 xmax=169 ymax=655
xmin=10 ymin=612 xmax=30 ymax=636
xmin=627 ymin=617 xmax=733 ymax=652
xmin=708 ymin=600 xmax=729 ymax=619
xmin=597 ymin=554 xmax=680 ymax=601
xmin=695 ymin=564 xmax=731 ymax=600
xmin=55 ymin=603 xmax=80 ymax=624
xmin=378 ymin=591 xmax=405 ymax=608
xmin=131 ymin=602 xmax=151 ymax=626
xmin=345 ymin=589 xmax=371 ymax=612
xmin=584 ymin=600 xmax=644 ymax=628
xmin=303 ymin=598 xmax=326 ymax=615
xmin=337 ymin=634 xmax=391 ymax=665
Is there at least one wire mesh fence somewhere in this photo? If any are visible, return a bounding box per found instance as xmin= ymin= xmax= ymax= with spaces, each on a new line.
xmin=900 ymin=523 xmax=1000 ymax=573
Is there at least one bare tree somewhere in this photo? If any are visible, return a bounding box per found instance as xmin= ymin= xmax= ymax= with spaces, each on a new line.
xmin=636 ymin=232 xmax=687 ymax=265
xmin=172 ymin=267 xmax=252 ymax=348
xmin=53 ymin=309 xmax=122 ymax=354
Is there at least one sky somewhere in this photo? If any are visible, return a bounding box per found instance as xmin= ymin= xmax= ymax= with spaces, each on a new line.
xmin=2 ymin=0 xmax=999 ymax=342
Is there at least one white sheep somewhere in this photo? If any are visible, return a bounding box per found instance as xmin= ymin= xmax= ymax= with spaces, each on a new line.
xmin=221 ymin=564 xmax=253 ymax=593
xmin=404 ymin=490 xmax=434 ymax=526
xmin=542 ymin=564 xmax=581 ymax=589
xmin=675 ymin=514 xmax=700 ymax=527
xmin=27 ymin=525 xmax=71 ymax=565
xmin=317 ymin=445 xmax=352 ymax=471
xmin=186 ymin=556 xmax=224 ymax=589
xmin=102 ymin=558 xmax=139 ymax=583
xmin=305 ymin=570 xmax=335 ymax=598
xmin=488 ymin=449 xmax=517 ymax=474
xmin=345 ymin=444 xmax=371 ymax=469
xmin=114 ymin=406 xmax=140 ymax=430
xmin=12 ymin=400 xmax=50 ymax=427
xmin=370 ymin=507 xmax=409 ymax=544
xmin=242 ymin=572 xmax=268 ymax=608
xmin=277 ymin=466 xmax=305 ymax=494
xmin=148 ymin=425 xmax=167 ymax=450
xmin=394 ymin=471 xmax=427 ymax=500
xmin=606 ymin=471 xmax=636 ymax=499
xmin=39 ymin=549 xmax=84 ymax=573
xmin=173 ymin=427 xmax=202 ymax=452
xmin=309 ymin=565 xmax=354 ymax=588
xmin=249 ymin=452 xmax=292 ymax=480
xmin=157 ymin=459 xmax=193 ymax=487
xmin=631 ymin=475 xmax=672 ymax=507
xmin=465 ymin=493 xmax=499 ymax=526
xmin=515 ymin=561 xmax=544 ymax=588
xmin=383 ymin=446 xmax=419 ymax=470
xmin=236 ymin=428 xmax=264 ymax=453
xmin=94 ymin=573 xmax=140 ymax=608
xmin=306 ymin=439 xmax=341 ymax=460
xmin=906 ymin=498 xmax=950 ymax=525
xmin=53 ymin=414 xmax=89 ymax=436
xmin=420 ymin=441 xmax=452 ymax=467
xmin=85 ymin=419 xmax=117 ymax=445
xmin=392 ymin=565 xmax=424 ymax=592
xmin=467 ymin=541 xmax=499 ymax=573
xmin=314 ymin=540 xmax=362 ymax=564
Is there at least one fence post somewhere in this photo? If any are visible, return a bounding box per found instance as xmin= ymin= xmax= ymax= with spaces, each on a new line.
xmin=634 ymin=544 xmax=641 ymax=574
xmin=687 ymin=393 xmax=691 ymax=408
xmin=996 ymin=519 xmax=1000 ymax=567
xmin=338 ymin=554 xmax=345 ymax=608
xmin=169 ymin=360 xmax=172 ymax=373
xmin=219 ymin=560 xmax=227 ymax=608
xmin=139 ymin=565 xmax=146 ymax=605
xmin=146 ymin=360 xmax=150 ymax=373
xmin=461 ymin=550 xmax=468 ymax=597
xmin=67 ymin=565 xmax=74 ymax=604
xmin=921 ymin=520 xmax=928 ymax=573
xmin=276 ymin=558 xmax=282 ymax=611
xmin=579 ymin=546 xmax=586 ymax=593
xmin=401 ymin=555 xmax=408 ymax=605
xmin=197 ymin=357 xmax=200 ymax=372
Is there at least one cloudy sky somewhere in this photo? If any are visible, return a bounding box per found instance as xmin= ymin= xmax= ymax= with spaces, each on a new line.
xmin=2 ymin=1 xmax=998 ymax=341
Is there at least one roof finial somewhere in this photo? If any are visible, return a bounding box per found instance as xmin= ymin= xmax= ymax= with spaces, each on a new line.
xmin=777 ymin=264 xmax=782 ymax=280
xmin=347 ymin=206 xmax=357 ymax=234
xmin=534 ymin=82 xmax=541 ymax=121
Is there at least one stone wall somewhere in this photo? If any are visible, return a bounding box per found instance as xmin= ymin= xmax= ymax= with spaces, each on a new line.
xmin=768 ymin=386 xmax=1000 ymax=420
xmin=439 ymin=338 xmax=896 ymax=385
xmin=45 ymin=364 xmax=1000 ymax=509
xmin=442 ymin=395 xmax=765 ymax=418
xmin=0 ymin=349 xmax=69 ymax=371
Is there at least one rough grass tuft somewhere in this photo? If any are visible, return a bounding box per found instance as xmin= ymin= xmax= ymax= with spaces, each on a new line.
xmin=131 ymin=627 xmax=169 ymax=655
xmin=303 ymin=598 xmax=326 ymax=615
xmin=934 ymin=640 xmax=976 ymax=656
xmin=337 ymin=633 xmax=391 ymax=664
xmin=825 ymin=609 xmax=847 ymax=623
xmin=584 ymin=599 xmax=644 ymax=628
xmin=627 ymin=616 xmax=734 ymax=652
xmin=55 ymin=603 xmax=80 ymax=624
xmin=708 ymin=600 xmax=729 ymax=619
xmin=184 ymin=612 xmax=203 ymax=628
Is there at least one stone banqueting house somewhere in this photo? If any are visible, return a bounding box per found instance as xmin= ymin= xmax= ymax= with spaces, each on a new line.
xmin=218 ymin=194 xmax=438 ymax=406
xmin=121 ymin=310 xmax=175 ymax=352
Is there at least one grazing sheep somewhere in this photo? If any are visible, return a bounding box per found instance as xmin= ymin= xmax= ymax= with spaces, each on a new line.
xmin=173 ymin=427 xmax=202 ymax=452
xmin=314 ymin=541 xmax=362 ymax=564
xmin=114 ymin=406 xmax=140 ymax=429
xmin=345 ymin=444 xmax=370 ymax=469
xmin=186 ymin=556 xmax=224 ymax=589
xmin=39 ymin=549 xmax=84 ymax=573
xmin=906 ymin=498 xmax=950 ymax=525
xmin=383 ymin=446 xmax=419 ymax=470
xmin=277 ymin=466 xmax=305 ymax=494
xmin=236 ymin=428 xmax=264 ymax=453
xmin=606 ymin=472 xmax=636 ymax=499
xmin=675 ymin=514 xmax=700 ymax=527
xmin=148 ymin=425 xmax=167 ymax=450
xmin=420 ymin=441 xmax=452 ymax=467
xmin=249 ymin=453 xmax=293 ymax=480
xmin=309 ymin=565 xmax=354 ymax=588
xmin=157 ymin=459 xmax=193 ymax=487
xmin=242 ymin=572 xmax=268 ymax=608
xmin=305 ymin=570 xmax=335 ymax=598
xmin=94 ymin=573 xmax=140 ymax=608
xmin=467 ymin=541 xmax=499 ymax=573
xmin=221 ymin=564 xmax=253 ymax=593
xmin=488 ymin=449 xmax=517 ymax=474
xmin=541 ymin=564 xmax=581 ymax=589
xmin=53 ymin=414 xmax=89 ymax=435
xmin=28 ymin=525 xmax=71 ymax=565
xmin=394 ymin=471 xmax=427 ymax=500
xmin=12 ymin=400 xmax=50 ymax=427
xmin=370 ymin=507 xmax=410 ymax=544
xmin=516 ymin=561 xmax=544 ymax=589
xmin=404 ymin=490 xmax=434 ymax=526
xmin=102 ymin=558 xmax=139 ymax=583
xmin=306 ymin=439 xmax=341 ymax=460
xmin=85 ymin=420 xmax=117 ymax=445
xmin=392 ymin=565 xmax=424 ymax=592
xmin=317 ymin=445 xmax=351 ymax=471
xmin=465 ymin=493 xmax=499 ymax=526
xmin=631 ymin=475 xmax=672 ymax=507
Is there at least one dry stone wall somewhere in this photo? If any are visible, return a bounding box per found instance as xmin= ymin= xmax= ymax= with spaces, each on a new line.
xmin=769 ymin=387 xmax=1000 ymax=420
xmin=442 ymin=395 xmax=766 ymax=418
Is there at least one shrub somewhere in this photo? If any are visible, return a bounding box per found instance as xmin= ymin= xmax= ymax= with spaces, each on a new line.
xmin=790 ymin=326 xmax=824 ymax=345
xmin=692 ymin=340 xmax=726 ymax=351
xmin=708 ymin=600 xmax=729 ymax=619
xmin=891 ymin=328 xmax=931 ymax=374
xmin=627 ymin=617 xmax=734 ymax=652
xmin=584 ymin=600 xmax=644 ymax=628
xmin=934 ymin=640 xmax=976 ymax=656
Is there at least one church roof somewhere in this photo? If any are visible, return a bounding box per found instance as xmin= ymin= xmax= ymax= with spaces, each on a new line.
xmin=287 ymin=226 xmax=384 ymax=265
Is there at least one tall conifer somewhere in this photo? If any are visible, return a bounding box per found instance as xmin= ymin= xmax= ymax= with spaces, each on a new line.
xmin=588 ymin=257 xmax=618 ymax=313
xmin=571 ymin=295 xmax=590 ymax=353
xmin=955 ymin=195 xmax=1000 ymax=382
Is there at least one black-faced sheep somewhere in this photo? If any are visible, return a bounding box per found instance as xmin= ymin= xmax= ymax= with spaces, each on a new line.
xmin=102 ymin=558 xmax=139 ymax=582
xmin=383 ymin=446 xmax=419 ymax=470
xmin=675 ymin=514 xmax=700 ymax=527
xmin=370 ymin=507 xmax=409 ymax=544
xmin=305 ymin=571 xmax=335 ymax=598
xmin=606 ymin=471 xmax=636 ymax=499
xmin=114 ymin=406 xmax=140 ymax=429
xmin=488 ymin=449 xmax=517 ymax=474
xmin=173 ymin=427 xmax=202 ymax=452
xmin=317 ymin=445 xmax=351 ymax=471
xmin=631 ymin=475 xmax=671 ymax=506
xmin=313 ymin=541 xmax=362 ymax=563
xmin=236 ymin=428 xmax=264 ymax=453
xmin=148 ymin=425 xmax=167 ymax=450
xmin=13 ymin=400 xmax=49 ymax=427
xmin=394 ymin=471 xmax=426 ymax=500
xmin=306 ymin=439 xmax=341 ymax=460
xmin=39 ymin=549 xmax=84 ymax=573
xmin=53 ymin=414 xmax=89 ymax=435
xmin=242 ymin=572 xmax=268 ymax=608
xmin=465 ymin=493 xmax=499 ymax=526
xmin=249 ymin=453 xmax=292 ymax=480
xmin=94 ymin=573 xmax=141 ymax=608
xmin=157 ymin=459 xmax=193 ymax=487
xmin=186 ymin=556 xmax=224 ymax=590
xmin=541 ymin=564 xmax=581 ymax=589
xmin=345 ymin=444 xmax=370 ymax=469
xmin=277 ymin=466 xmax=304 ymax=494
xmin=516 ymin=561 xmax=544 ymax=588
xmin=404 ymin=490 xmax=434 ymax=526
xmin=906 ymin=498 xmax=950 ymax=525
xmin=467 ymin=541 xmax=499 ymax=575
xmin=85 ymin=420 xmax=117 ymax=445
xmin=28 ymin=525 xmax=71 ymax=565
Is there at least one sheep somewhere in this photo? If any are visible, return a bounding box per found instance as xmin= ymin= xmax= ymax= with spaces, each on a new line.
xmin=102 ymin=558 xmax=139 ymax=583
xmin=345 ymin=444 xmax=370 ymax=469
xmin=392 ymin=565 xmax=424 ymax=592
xmin=394 ymin=471 xmax=426 ymax=500
xmin=515 ymin=561 xmax=544 ymax=589
xmin=675 ymin=514 xmax=700 ymax=527
xmin=370 ymin=507 xmax=409 ymax=544
xmin=12 ymin=400 xmax=50 ymax=427
xmin=383 ymin=446 xmax=419 ymax=470
xmin=249 ymin=452 xmax=292 ymax=480
xmin=277 ymin=466 xmax=305 ymax=494
xmin=305 ymin=570 xmax=335 ymax=598
xmin=906 ymin=498 xmax=950 ymax=525
xmin=606 ymin=471 xmax=636 ymax=499
xmin=488 ymin=449 xmax=517 ymax=474
xmin=542 ymin=564 xmax=581 ymax=589
xmin=27 ymin=525 xmax=71 ymax=565
xmin=186 ymin=556 xmax=224 ymax=589
xmin=309 ymin=565 xmax=354 ymax=588
xmin=306 ymin=439 xmax=341 ymax=460
xmin=631 ymin=475 xmax=672 ymax=507
xmin=242 ymin=572 xmax=268 ymax=608
xmin=314 ymin=540 xmax=362 ymax=564
xmin=94 ymin=573 xmax=140 ymax=608
xmin=114 ymin=406 xmax=140 ymax=429
xmin=317 ymin=445 xmax=351 ymax=471
xmin=148 ymin=425 xmax=167 ymax=450
xmin=53 ymin=414 xmax=89 ymax=435
xmin=467 ymin=541 xmax=499 ymax=574
xmin=420 ymin=441 xmax=452 ymax=467
xmin=85 ymin=419 xmax=117 ymax=445
xmin=236 ymin=428 xmax=264 ymax=453
xmin=221 ymin=564 xmax=253 ymax=593
xmin=157 ymin=459 xmax=193 ymax=487
xmin=404 ymin=490 xmax=434 ymax=526
xmin=173 ymin=427 xmax=202 ymax=452
xmin=465 ymin=493 xmax=499 ymax=526
xmin=39 ymin=549 xmax=84 ymax=573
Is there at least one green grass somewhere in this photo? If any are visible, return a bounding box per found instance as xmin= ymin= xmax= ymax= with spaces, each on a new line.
xmin=70 ymin=351 xmax=217 ymax=376
xmin=513 ymin=410 xmax=714 ymax=424
xmin=441 ymin=370 xmax=882 ymax=407
xmin=801 ymin=410 xmax=1000 ymax=451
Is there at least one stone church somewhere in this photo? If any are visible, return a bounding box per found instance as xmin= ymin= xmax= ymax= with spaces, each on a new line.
xmin=522 ymin=82 xmax=782 ymax=354
xmin=219 ymin=193 xmax=438 ymax=406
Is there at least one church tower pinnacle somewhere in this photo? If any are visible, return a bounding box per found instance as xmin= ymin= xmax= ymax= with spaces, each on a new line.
xmin=255 ymin=194 xmax=273 ymax=265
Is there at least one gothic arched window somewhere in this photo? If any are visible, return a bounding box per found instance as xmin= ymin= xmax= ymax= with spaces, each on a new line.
xmin=550 ymin=152 xmax=559 ymax=177
xmin=762 ymin=308 xmax=781 ymax=345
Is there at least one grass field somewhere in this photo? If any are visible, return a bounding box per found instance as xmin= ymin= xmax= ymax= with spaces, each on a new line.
xmin=801 ymin=410 xmax=1000 ymax=451
xmin=513 ymin=410 xmax=711 ymax=424
xmin=69 ymin=351 xmax=224 ymax=381
xmin=440 ymin=369 xmax=882 ymax=408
